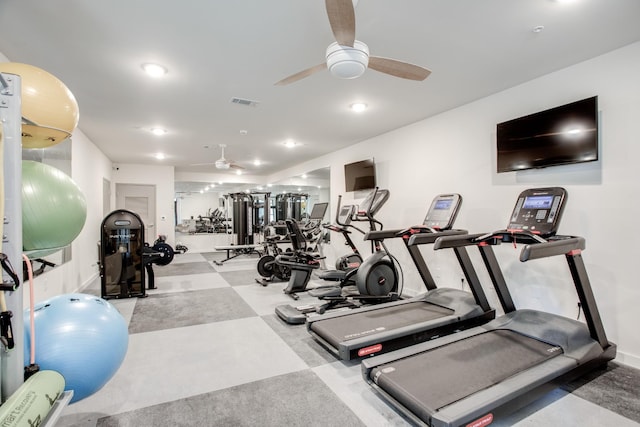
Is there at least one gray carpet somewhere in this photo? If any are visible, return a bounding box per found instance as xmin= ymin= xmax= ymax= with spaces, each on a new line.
xmin=219 ymin=269 xmax=261 ymax=286
xmin=129 ymin=288 xmax=257 ymax=334
xmin=96 ymin=370 xmax=366 ymax=427
xmin=562 ymin=362 xmax=640 ymax=423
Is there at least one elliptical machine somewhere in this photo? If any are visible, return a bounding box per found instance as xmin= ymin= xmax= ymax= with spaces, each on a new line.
xmin=316 ymin=188 xmax=397 ymax=296
xmin=322 ymin=198 xmax=364 ymax=273
xmin=276 ymin=188 xmax=400 ymax=324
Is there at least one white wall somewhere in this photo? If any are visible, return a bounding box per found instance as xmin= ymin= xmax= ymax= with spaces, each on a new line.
xmin=273 ymin=41 xmax=640 ymax=368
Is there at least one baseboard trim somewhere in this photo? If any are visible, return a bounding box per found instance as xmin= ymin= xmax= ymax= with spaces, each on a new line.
xmin=615 ymin=351 xmax=640 ymax=370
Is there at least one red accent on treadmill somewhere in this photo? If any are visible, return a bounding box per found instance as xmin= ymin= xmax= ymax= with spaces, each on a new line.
xmin=466 ymin=413 xmax=493 ymax=427
xmin=357 ymin=343 xmax=383 ymax=357
xmin=568 ymin=249 xmax=582 ymax=256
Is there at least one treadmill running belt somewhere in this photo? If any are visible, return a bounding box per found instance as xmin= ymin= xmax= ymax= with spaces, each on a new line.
xmin=310 ymin=302 xmax=454 ymax=347
xmin=370 ymin=329 xmax=563 ymax=419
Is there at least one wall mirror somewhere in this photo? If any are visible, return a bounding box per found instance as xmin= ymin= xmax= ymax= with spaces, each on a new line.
xmin=173 ymin=167 xmax=330 ymax=243
xmin=22 ymin=137 xmax=73 ymax=277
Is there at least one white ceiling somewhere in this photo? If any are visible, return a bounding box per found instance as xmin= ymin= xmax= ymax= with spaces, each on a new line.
xmin=1 ymin=0 xmax=640 ymax=180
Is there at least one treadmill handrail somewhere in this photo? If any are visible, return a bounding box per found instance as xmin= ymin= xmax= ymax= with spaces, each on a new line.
xmin=434 ymin=229 xmax=554 ymax=251
xmin=363 ymin=228 xmax=404 ymax=241
xmin=407 ymin=228 xmax=468 ymax=246
xmin=433 ymin=233 xmax=488 ymax=250
xmin=520 ymin=236 xmax=585 ymax=262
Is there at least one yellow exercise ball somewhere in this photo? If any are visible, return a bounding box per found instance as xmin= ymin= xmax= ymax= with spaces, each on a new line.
xmin=0 ymin=62 xmax=79 ymax=148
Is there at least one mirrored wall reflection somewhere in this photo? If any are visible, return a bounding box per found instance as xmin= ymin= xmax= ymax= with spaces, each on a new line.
xmin=268 ymin=167 xmax=330 ymax=221
xmin=22 ymin=138 xmax=73 ymax=278
xmin=173 ymin=167 xmax=331 ymax=237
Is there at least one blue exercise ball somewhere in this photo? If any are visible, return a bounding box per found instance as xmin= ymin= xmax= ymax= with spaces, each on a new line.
xmin=24 ymin=294 xmax=129 ymax=403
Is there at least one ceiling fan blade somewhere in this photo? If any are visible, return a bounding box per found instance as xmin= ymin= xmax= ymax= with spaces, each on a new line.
xmin=230 ymin=163 xmax=245 ymax=170
xmin=275 ymin=63 xmax=327 ymax=86
xmin=325 ymin=0 xmax=355 ymax=47
xmin=368 ymin=56 xmax=432 ymax=81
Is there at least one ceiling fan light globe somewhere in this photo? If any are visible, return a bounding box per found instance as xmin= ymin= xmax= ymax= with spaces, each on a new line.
xmin=326 ymin=41 xmax=369 ymax=79
xmin=215 ymin=160 xmax=230 ymax=169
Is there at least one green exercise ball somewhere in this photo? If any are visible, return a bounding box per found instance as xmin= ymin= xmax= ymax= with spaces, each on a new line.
xmin=22 ymin=160 xmax=87 ymax=252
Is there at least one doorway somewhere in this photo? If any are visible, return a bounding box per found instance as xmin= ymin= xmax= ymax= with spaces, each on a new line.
xmin=115 ymin=183 xmax=157 ymax=237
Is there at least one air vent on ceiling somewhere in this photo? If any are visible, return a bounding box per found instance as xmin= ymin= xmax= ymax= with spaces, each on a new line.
xmin=230 ymin=97 xmax=259 ymax=107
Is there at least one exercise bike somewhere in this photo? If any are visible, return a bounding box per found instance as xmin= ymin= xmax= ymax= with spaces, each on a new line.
xmin=255 ymin=202 xmax=329 ymax=285
xmin=255 ymin=230 xmax=292 ymax=285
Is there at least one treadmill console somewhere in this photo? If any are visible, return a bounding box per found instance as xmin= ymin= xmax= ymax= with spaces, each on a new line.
xmin=422 ymin=194 xmax=462 ymax=230
xmin=507 ymin=187 xmax=567 ymax=237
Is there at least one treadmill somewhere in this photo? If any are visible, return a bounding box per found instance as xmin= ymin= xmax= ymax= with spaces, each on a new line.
xmin=361 ymin=187 xmax=616 ymax=427
xmin=307 ymin=194 xmax=496 ymax=361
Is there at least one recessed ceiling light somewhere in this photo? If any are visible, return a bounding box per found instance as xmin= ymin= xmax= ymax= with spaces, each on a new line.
xmin=236 ymin=169 xmax=242 ymax=175
xmin=301 ymin=174 xmax=308 ymax=179
xmin=155 ymin=153 xmax=165 ymax=160
xmin=141 ymin=63 xmax=168 ymax=78
xmin=239 ymin=129 xmax=248 ymax=135
xmin=150 ymin=127 xmax=167 ymax=136
xmin=283 ymin=139 xmax=296 ymax=148
xmin=532 ymin=25 xmax=545 ymax=33
xmin=350 ymin=102 xmax=368 ymax=112
xmin=253 ymin=159 xmax=261 ymax=166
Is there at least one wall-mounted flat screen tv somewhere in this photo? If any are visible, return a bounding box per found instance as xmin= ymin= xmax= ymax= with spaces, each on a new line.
xmin=496 ymin=96 xmax=598 ymax=173
xmin=344 ymin=159 xmax=376 ymax=192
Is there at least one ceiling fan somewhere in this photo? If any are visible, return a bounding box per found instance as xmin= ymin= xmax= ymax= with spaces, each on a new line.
xmin=214 ymin=144 xmax=243 ymax=170
xmin=193 ymin=144 xmax=244 ymax=171
xmin=275 ymin=0 xmax=431 ymax=86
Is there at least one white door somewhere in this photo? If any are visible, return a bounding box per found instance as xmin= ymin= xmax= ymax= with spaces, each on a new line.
xmin=115 ymin=184 xmax=157 ymax=237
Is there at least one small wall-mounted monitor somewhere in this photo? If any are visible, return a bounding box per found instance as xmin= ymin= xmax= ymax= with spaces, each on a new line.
xmin=344 ymin=159 xmax=376 ymax=192
xmin=496 ymin=96 xmax=598 ymax=173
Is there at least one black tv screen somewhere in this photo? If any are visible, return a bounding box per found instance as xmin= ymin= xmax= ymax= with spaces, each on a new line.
xmin=496 ymin=96 xmax=598 ymax=173
xmin=344 ymin=159 xmax=376 ymax=192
